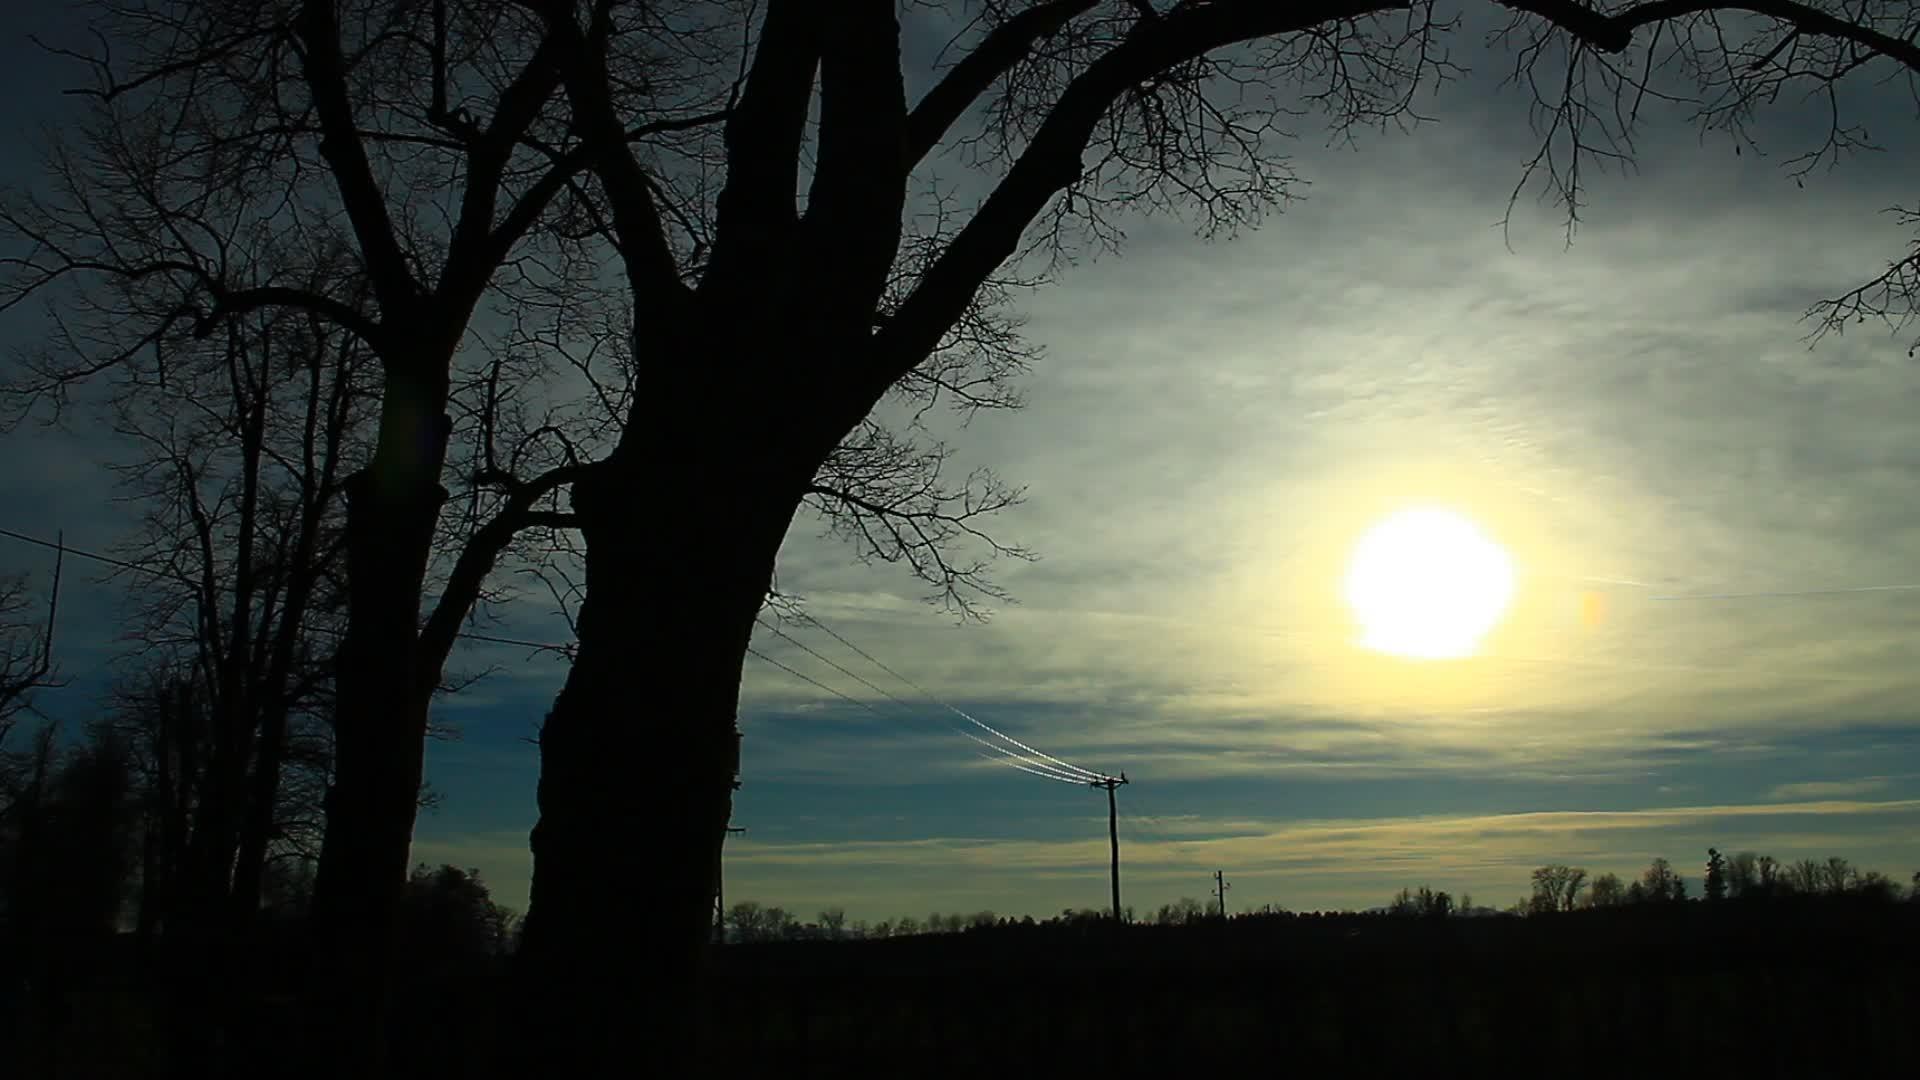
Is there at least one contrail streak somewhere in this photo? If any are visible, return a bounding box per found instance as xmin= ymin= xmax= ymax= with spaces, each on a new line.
xmin=1651 ymin=584 xmax=1920 ymax=602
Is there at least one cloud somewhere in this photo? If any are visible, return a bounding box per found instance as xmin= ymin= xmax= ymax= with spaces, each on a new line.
xmin=1767 ymin=777 xmax=1894 ymax=801
xmin=713 ymin=796 xmax=1920 ymax=918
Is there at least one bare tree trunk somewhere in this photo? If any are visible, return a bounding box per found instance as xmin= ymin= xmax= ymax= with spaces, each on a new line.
xmin=227 ymin=699 xmax=290 ymax=924
xmin=511 ymin=456 xmax=787 ymax=1069
xmin=308 ymin=381 xmax=450 ymax=1076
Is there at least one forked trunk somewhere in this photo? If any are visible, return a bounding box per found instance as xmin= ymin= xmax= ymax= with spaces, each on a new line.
xmin=511 ymin=460 xmax=792 ymax=1069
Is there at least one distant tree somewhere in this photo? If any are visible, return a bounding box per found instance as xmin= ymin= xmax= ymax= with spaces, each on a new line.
xmin=724 ymin=901 xmax=766 ymax=943
xmin=894 ymin=916 xmax=921 ymax=938
xmin=0 ymin=727 xmax=139 ymax=1010
xmin=1788 ymin=859 xmax=1826 ymax=895
xmin=258 ymin=856 xmax=318 ymax=922
xmin=1637 ymin=859 xmax=1686 ymax=903
xmin=967 ymin=910 xmax=997 ymax=930
xmin=1587 ymin=873 xmax=1626 ymax=908
xmin=1390 ymin=886 xmax=1453 ymax=919
xmin=1911 ymin=871 xmax=1920 ymax=902
xmin=1530 ymin=865 xmax=1588 ymax=913
xmin=396 ymin=864 xmax=517 ymax=974
xmin=1626 ymin=881 xmax=1648 ymax=904
xmin=1155 ymin=896 xmax=1207 ymax=925
xmin=1821 ymin=857 xmax=1856 ymax=895
xmin=1852 ymin=871 xmax=1900 ymax=903
xmin=817 ymin=907 xmax=847 ymax=940
xmin=1725 ymin=852 xmax=1761 ymax=898
xmin=0 ymin=562 xmax=61 ymax=755
xmin=1705 ymin=849 xmax=1728 ymax=903
xmin=1757 ymin=855 xmax=1783 ymax=895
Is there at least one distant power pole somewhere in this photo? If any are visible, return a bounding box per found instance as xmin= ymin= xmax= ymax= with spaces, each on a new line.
xmin=713 ymin=825 xmax=746 ymax=943
xmin=1214 ymin=870 xmax=1231 ymax=920
xmin=1090 ymin=773 xmax=1129 ymax=921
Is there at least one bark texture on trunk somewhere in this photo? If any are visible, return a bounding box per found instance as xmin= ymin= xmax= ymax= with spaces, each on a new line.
xmin=306 ymin=396 xmax=448 ymax=1076
xmin=510 ymin=454 xmax=791 ymax=1069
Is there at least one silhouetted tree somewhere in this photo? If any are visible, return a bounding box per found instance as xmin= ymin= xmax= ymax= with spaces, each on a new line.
xmin=0 ymin=564 xmax=61 ymax=754
xmin=1725 ymin=851 xmax=1760 ymax=898
xmin=1821 ymin=857 xmax=1856 ymax=895
xmin=396 ymin=864 xmax=518 ymax=974
xmin=101 ymin=311 xmax=374 ymax=941
xmin=1587 ymin=873 xmax=1626 ymax=908
xmin=1 ymin=726 xmax=139 ymax=1058
xmin=1788 ymin=859 xmax=1825 ymax=895
xmin=498 ymin=0 xmax=1920 ymax=1063
xmin=1705 ymin=848 xmax=1727 ymax=903
xmin=0 ymin=6 xmax=598 ymax=1067
xmin=11 ymin=1 xmax=1920 ymax=1068
xmin=1637 ymin=858 xmax=1686 ymax=903
xmin=1155 ymin=896 xmax=1207 ymax=925
xmin=1851 ymin=871 xmax=1900 ymax=902
xmin=817 ymin=907 xmax=847 ymax=939
xmin=1390 ymin=886 xmax=1454 ymax=918
xmin=1531 ymin=865 xmax=1588 ymax=913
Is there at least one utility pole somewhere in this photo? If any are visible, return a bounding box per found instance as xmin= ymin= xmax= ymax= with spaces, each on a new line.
xmin=1214 ymin=870 xmax=1231 ymax=921
xmin=1090 ymin=773 xmax=1129 ymax=922
xmin=713 ymin=825 xmax=746 ymax=943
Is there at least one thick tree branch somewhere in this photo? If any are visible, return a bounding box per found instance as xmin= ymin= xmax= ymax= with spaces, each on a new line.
xmin=905 ymin=0 xmax=1101 ymax=169
xmin=417 ymin=462 xmax=592 ymax=680
xmin=1499 ymin=0 xmax=1920 ymax=69
xmin=870 ymin=0 xmax=1408 ymax=405
xmin=201 ymin=286 xmax=383 ymax=348
xmin=798 ymin=2 xmax=909 ymax=330
xmin=535 ymin=5 xmax=691 ymax=309
xmin=293 ymin=0 xmax=421 ymax=319
xmin=439 ymin=29 xmax=568 ymax=309
xmin=700 ymin=0 xmax=822 ymax=293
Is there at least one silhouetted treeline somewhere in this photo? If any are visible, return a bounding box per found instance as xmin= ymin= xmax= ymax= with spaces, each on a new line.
xmin=699 ymin=890 xmax=1918 ymax=1073
xmin=710 ymin=849 xmax=1919 ymax=947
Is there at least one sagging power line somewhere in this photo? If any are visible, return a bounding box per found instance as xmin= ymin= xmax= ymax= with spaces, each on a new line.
xmin=753 ymin=614 xmax=1097 ymax=785
xmin=749 ymin=609 xmax=1138 ymax=920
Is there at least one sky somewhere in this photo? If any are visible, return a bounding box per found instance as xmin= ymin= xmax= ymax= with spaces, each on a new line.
xmin=3 ymin=4 xmax=1920 ymax=923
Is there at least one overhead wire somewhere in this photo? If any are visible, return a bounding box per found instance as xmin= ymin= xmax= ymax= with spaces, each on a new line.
xmin=792 ymin=609 xmax=1108 ymax=782
xmin=744 ymin=638 xmax=1082 ymax=787
xmin=1 ymin=522 xmax=575 ymax=655
xmin=752 ymin=616 xmax=1087 ymax=784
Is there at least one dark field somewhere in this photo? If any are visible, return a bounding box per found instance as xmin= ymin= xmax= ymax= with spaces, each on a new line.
xmin=12 ymin=900 xmax=1914 ymax=1077
xmin=696 ymin=904 xmax=1917 ymax=1073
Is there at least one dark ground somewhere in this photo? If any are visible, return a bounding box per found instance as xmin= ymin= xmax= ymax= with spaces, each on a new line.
xmin=9 ymin=899 xmax=1916 ymax=1078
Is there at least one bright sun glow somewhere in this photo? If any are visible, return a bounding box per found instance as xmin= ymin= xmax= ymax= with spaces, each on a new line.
xmin=1344 ymin=506 xmax=1515 ymax=660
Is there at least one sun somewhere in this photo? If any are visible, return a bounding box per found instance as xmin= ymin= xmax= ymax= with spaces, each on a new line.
xmin=1343 ymin=506 xmax=1515 ymax=660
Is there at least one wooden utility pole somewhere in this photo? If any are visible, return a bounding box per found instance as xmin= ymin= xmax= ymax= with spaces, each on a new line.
xmin=713 ymin=825 xmax=746 ymax=943
xmin=1090 ymin=773 xmax=1129 ymax=921
xmin=1214 ymin=870 xmax=1231 ymax=921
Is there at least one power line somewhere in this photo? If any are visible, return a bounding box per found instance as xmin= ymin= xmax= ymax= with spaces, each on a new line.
xmin=1 ymin=522 xmax=575 ymax=656
xmin=792 ymin=609 xmax=1107 ymax=782
xmin=750 ymin=618 xmax=1085 ymax=785
xmin=743 ymin=643 xmax=1079 ymax=786
xmin=755 ymin=615 xmax=1087 ymax=782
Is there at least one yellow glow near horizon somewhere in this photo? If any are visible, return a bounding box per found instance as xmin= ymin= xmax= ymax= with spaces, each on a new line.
xmin=1344 ymin=506 xmax=1515 ymax=660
